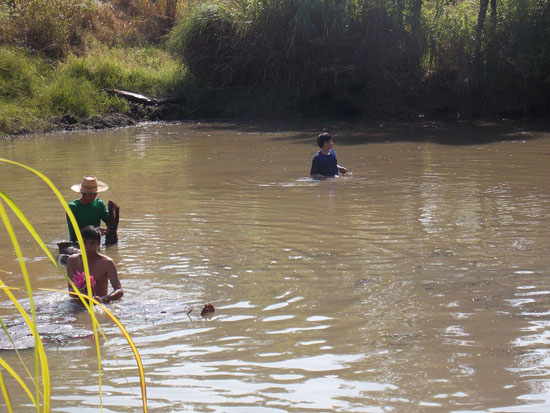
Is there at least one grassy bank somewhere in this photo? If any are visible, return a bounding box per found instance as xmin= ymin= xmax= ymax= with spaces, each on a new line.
xmin=1 ymin=0 xmax=549 ymax=136
xmin=0 ymin=0 xmax=196 ymax=135
xmin=0 ymin=45 xmax=186 ymax=135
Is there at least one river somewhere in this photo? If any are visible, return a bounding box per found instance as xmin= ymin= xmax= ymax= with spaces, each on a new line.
xmin=1 ymin=120 xmax=550 ymax=412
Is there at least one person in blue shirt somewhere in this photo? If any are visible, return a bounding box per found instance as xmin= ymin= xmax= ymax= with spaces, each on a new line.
xmin=310 ymin=132 xmax=347 ymax=178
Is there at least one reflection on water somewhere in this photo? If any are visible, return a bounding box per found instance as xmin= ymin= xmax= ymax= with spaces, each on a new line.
xmin=1 ymin=121 xmax=550 ymax=411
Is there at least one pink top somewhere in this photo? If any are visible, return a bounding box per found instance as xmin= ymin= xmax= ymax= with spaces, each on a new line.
xmin=72 ymin=271 xmax=96 ymax=290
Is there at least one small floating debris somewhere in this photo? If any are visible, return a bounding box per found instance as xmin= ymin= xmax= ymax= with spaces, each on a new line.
xmin=200 ymin=304 xmax=215 ymax=318
xmin=354 ymin=279 xmax=373 ymax=287
xmin=432 ymin=248 xmax=455 ymax=258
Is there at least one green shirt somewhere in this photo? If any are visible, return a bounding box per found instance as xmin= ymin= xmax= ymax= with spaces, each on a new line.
xmin=67 ymin=198 xmax=109 ymax=241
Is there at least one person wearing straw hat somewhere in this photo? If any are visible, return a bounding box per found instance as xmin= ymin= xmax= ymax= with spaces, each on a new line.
xmin=67 ymin=176 xmax=110 ymax=242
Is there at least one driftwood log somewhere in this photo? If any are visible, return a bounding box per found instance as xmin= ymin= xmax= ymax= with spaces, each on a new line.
xmin=105 ymin=89 xmax=177 ymax=106
xmin=105 ymin=200 xmax=120 ymax=245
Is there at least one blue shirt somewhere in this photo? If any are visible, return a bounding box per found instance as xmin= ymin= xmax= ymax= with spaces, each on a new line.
xmin=310 ymin=149 xmax=338 ymax=177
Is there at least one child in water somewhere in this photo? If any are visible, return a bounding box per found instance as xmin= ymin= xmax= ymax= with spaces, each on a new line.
xmin=310 ymin=132 xmax=347 ymax=178
xmin=66 ymin=226 xmax=123 ymax=303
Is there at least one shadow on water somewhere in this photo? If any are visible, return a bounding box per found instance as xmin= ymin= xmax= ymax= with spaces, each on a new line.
xmin=331 ymin=120 xmax=550 ymax=146
xmin=182 ymin=118 xmax=549 ymax=145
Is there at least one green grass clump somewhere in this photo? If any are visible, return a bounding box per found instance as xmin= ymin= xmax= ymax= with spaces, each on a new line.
xmin=42 ymin=76 xmax=99 ymax=118
xmin=60 ymin=46 xmax=185 ymax=98
xmin=0 ymin=48 xmax=43 ymax=99
xmin=40 ymin=76 xmax=129 ymax=118
xmin=0 ymin=47 xmax=51 ymax=134
xmin=0 ymin=45 xmax=186 ymax=136
xmin=0 ymin=100 xmax=48 ymax=135
xmin=167 ymin=2 xmax=238 ymax=88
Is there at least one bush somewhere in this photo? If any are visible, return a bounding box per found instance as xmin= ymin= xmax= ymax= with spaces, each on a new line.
xmin=89 ymin=0 xmax=185 ymax=47
xmin=494 ymin=1 xmax=550 ymax=114
xmin=0 ymin=0 xmax=184 ymax=58
xmin=0 ymin=0 xmax=97 ymax=59
xmin=167 ymin=0 xmax=420 ymax=114
xmin=167 ymin=3 xmax=239 ymax=87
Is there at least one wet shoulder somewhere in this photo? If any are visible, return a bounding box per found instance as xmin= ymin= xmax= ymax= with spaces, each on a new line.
xmin=97 ymin=253 xmax=116 ymax=267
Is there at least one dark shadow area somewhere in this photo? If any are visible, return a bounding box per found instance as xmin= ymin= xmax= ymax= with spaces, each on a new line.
xmin=182 ymin=118 xmax=550 ymax=146
xmin=320 ymin=120 xmax=549 ymax=146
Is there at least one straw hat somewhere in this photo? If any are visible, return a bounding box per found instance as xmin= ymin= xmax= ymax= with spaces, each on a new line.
xmin=71 ymin=176 xmax=109 ymax=193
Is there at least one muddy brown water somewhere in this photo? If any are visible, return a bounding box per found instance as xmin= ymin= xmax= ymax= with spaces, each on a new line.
xmin=1 ymin=120 xmax=550 ymax=411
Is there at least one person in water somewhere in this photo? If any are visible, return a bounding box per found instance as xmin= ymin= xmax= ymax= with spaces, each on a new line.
xmin=67 ymin=176 xmax=110 ymax=242
xmin=66 ymin=226 xmax=123 ymax=304
xmin=310 ymin=132 xmax=347 ymax=178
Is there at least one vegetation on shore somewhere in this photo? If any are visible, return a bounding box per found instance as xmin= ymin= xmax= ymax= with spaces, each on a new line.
xmin=0 ymin=45 xmax=186 ymax=135
xmin=167 ymin=0 xmax=550 ymax=118
xmin=1 ymin=0 xmax=549 ymax=136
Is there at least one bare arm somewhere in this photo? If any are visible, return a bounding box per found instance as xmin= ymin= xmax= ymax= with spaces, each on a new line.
xmin=94 ymin=260 xmax=123 ymax=303
xmin=337 ymin=164 xmax=347 ymax=174
xmin=66 ymin=255 xmax=79 ymax=291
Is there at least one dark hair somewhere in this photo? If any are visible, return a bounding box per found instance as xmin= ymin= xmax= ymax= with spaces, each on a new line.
xmin=317 ymin=132 xmax=333 ymax=148
xmin=81 ymin=225 xmax=101 ymax=242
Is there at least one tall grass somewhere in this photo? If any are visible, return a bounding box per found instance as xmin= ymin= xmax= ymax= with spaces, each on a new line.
xmin=0 ymin=48 xmax=43 ymax=99
xmin=0 ymin=0 xmax=96 ymax=59
xmin=98 ymin=0 xmax=183 ymax=45
xmin=167 ymin=0 xmax=550 ymax=117
xmin=167 ymin=0 xmax=422 ymax=114
xmin=423 ymin=1 xmax=478 ymax=102
xmin=0 ymin=158 xmax=147 ymax=411
xmin=489 ymin=0 xmax=550 ymax=114
xmin=0 ymin=0 xmax=189 ymax=57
